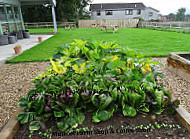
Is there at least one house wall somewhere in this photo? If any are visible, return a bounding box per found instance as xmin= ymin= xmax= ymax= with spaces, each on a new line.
xmin=0 ymin=0 xmax=20 ymax=5
xmin=142 ymin=8 xmax=160 ymax=21
xmin=91 ymin=9 xmax=142 ymax=20
xmin=91 ymin=8 xmax=160 ymax=21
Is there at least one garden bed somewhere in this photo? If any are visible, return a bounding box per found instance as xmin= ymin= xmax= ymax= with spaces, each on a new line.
xmin=14 ymin=111 xmax=190 ymax=139
xmin=0 ymin=58 xmax=190 ymax=131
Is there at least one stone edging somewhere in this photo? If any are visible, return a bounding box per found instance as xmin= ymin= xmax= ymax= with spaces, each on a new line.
xmin=0 ymin=106 xmax=189 ymax=139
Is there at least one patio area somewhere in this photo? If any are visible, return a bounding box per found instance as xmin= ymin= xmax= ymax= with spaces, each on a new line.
xmin=0 ymin=34 xmax=53 ymax=66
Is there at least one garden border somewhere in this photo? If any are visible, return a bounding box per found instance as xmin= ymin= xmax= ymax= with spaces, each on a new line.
xmin=0 ymin=105 xmax=189 ymax=139
xmin=167 ymin=52 xmax=190 ymax=83
xmin=0 ymin=108 xmax=23 ymax=139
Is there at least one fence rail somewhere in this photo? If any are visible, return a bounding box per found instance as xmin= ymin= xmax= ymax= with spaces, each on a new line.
xmin=24 ymin=22 xmax=76 ymax=28
xmin=25 ymin=19 xmax=139 ymax=29
xmin=78 ymin=19 xmax=139 ymax=28
xmin=139 ymin=22 xmax=190 ymax=29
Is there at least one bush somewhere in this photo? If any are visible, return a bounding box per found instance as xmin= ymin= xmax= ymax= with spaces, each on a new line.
xmin=17 ymin=40 xmax=179 ymax=132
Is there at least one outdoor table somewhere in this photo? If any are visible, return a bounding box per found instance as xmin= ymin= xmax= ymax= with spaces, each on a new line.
xmin=101 ymin=25 xmax=119 ymax=33
xmin=91 ymin=24 xmax=100 ymax=28
xmin=64 ymin=23 xmax=76 ymax=30
xmin=91 ymin=24 xmax=96 ymax=28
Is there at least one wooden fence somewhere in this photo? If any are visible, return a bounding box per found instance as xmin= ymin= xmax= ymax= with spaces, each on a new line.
xmin=139 ymin=21 xmax=190 ymax=29
xmin=24 ymin=22 xmax=76 ymax=28
xmin=78 ymin=19 xmax=139 ymax=28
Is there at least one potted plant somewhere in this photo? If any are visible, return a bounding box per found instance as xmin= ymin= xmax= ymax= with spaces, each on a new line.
xmin=52 ymin=30 xmax=56 ymax=35
xmin=13 ymin=44 xmax=21 ymax=55
xmin=38 ymin=37 xmax=42 ymax=42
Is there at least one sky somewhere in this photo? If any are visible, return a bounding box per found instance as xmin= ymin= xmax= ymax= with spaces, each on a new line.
xmin=90 ymin=0 xmax=190 ymax=15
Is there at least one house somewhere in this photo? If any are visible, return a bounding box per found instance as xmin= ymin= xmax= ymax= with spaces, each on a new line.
xmin=0 ymin=0 xmax=57 ymax=34
xmin=89 ymin=3 xmax=161 ymax=21
xmin=186 ymin=15 xmax=190 ymax=22
xmin=161 ymin=14 xmax=176 ymax=22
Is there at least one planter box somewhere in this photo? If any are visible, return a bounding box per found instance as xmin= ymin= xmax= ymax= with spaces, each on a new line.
xmin=167 ymin=53 xmax=190 ymax=82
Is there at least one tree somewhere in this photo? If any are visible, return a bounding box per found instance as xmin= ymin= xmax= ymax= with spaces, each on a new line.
xmin=21 ymin=0 xmax=92 ymax=22
xmin=176 ymin=8 xmax=186 ymax=21
xmin=55 ymin=0 xmax=92 ymax=22
xmin=22 ymin=5 xmax=52 ymax=22
xmin=168 ymin=13 xmax=176 ymax=21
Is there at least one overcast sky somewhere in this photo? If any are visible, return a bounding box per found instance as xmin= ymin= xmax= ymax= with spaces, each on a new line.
xmin=90 ymin=0 xmax=190 ymax=15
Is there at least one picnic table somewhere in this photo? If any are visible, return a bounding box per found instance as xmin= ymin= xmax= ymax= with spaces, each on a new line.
xmin=64 ymin=22 xmax=76 ymax=30
xmin=91 ymin=24 xmax=100 ymax=28
xmin=101 ymin=25 xmax=119 ymax=33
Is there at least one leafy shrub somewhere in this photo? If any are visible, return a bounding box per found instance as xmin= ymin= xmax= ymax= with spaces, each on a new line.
xmin=17 ymin=39 xmax=179 ymax=132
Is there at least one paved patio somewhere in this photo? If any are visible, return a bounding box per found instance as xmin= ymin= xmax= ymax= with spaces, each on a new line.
xmin=0 ymin=35 xmax=53 ymax=66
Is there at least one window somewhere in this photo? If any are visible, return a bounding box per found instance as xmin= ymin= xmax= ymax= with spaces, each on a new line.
xmin=149 ymin=12 xmax=153 ymax=16
xmin=6 ymin=6 xmax=14 ymax=21
xmin=96 ymin=11 xmax=101 ymax=16
xmin=0 ymin=5 xmax=6 ymax=21
xmin=137 ymin=9 xmax=141 ymax=15
xmin=14 ymin=7 xmax=19 ymax=20
xmin=105 ymin=10 xmax=113 ymax=15
xmin=125 ymin=9 xmax=133 ymax=15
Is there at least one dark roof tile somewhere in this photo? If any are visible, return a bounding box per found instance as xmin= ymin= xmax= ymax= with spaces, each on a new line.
xmin=90 ymin=3 xmax=146 ymax=11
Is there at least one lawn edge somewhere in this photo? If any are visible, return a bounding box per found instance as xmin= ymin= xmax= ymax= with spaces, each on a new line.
xmin=0 ymin=105 xmax=189 ymax=139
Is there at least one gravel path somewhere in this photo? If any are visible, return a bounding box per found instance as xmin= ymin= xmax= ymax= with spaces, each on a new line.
xmin=152 ymin=58 xmax=190 ymax=112
xmin=0 ymin=62 xmax=49 ymax=129
xmin=0 ymin=58 xmax=189 ymax=129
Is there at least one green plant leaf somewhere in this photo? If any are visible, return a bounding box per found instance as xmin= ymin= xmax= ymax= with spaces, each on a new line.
xmin=111 ymin=87 xmax=118 ymax=101
xmin=91 ymin=93 xmax=99 ymax=108
xmin=17 ymin=112 xmax=36 ymax=124
xmin=19 ymin=98 xmax=29 ymax=111
xmin=138 ymin=104 xmax=149 ymax=112
xmin=122 ymin=105 xmax=137 ymax=117
xmin=57 ymin=119 xmax=69 ymax=131
xmin=29 ymin=121 xmax=40 ymax=131
xmin=54 ymin=111 xmax=65 ymax=117
xmin=92 ymin=111 xmax=101 ymax=123
xmin=153 ymin=107 xmax=163 ymax=114
xmin=154 ymin=89 xmax=164 ymax=107
xmin=99 ymin=95 xmax=112 ymax=110
xmin=36 ymin=102 xmax=45 ymax=115
xmin=128 ymin=93 xmax=143 ymax=108
xmin=36 ymin=113 xmax=52 ymax=122
xmin=77 ymin=112 xmax=85 ymax=124
xmin=73 ymin=93 xmax=79 ymax=106
xmin=97 ymin=110 xmax=112 ymax=121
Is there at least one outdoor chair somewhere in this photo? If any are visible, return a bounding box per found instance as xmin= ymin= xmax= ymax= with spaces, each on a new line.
xmin=0 ymin=34 xmax=9 ymax=46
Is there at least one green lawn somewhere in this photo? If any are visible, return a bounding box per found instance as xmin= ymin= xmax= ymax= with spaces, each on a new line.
xmin=27 ymin=28 xmax=66 ymax=34
xmin=7 ymin=28 xmax=190 ymax=63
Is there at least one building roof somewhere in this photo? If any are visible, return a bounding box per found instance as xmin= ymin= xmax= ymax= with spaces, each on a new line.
xmin=146 ymin=7 xmax=159 ymax=12
xmin=20 ymin=0 xmax=56 ymax=6
xmin=89 ymin=3 xmax=146 ymax=11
